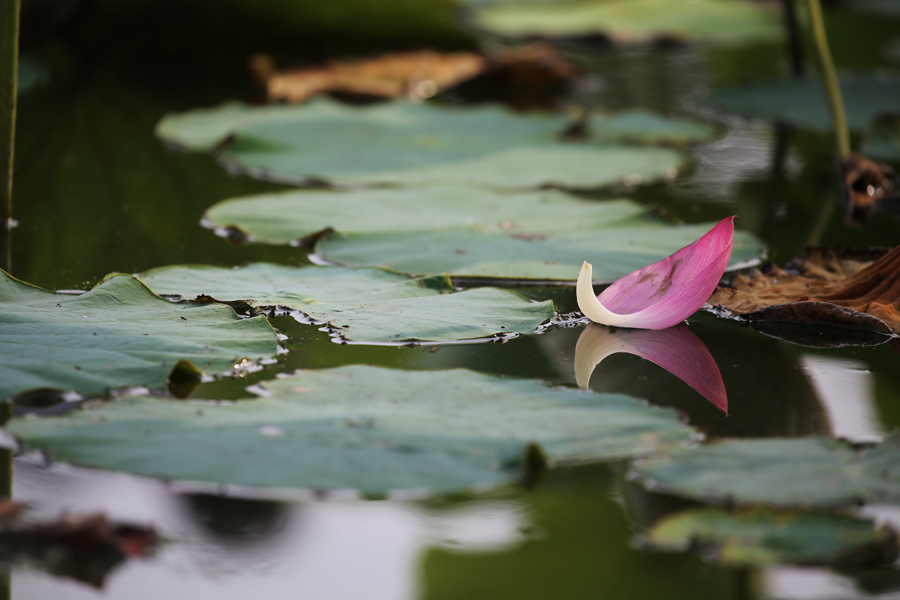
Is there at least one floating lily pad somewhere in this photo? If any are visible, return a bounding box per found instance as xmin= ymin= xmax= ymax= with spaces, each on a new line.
xmin=632 ymin=433 xmax=900 ymax=508
xmin=706 ymin=75 xmax=900 ymax=132
xmin=316 ymin=225 xmax=764 ymax=282
xmin=156 ymin=99 xmax=695 ymax=189
xmin=861 ymin=116 xmax=900 ymax=162
xmin=204 ymin=187 xmax=651 ymax=244
xmin=464 ymin=0 xmax=780 ymax=45
xmin=0 ymin=271 xmax=278 ymax=401
xmin=139 ymin=264 xmax=554 ymax=342
xmin=8 ymin=366 xmax=698 ymax=493
xmin=644 ymin=508 xmax=897 ymax=566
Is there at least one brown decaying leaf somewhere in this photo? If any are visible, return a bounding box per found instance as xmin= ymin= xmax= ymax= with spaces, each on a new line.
xmin=249 ymin=44 xmax=579 ymax=104
xmin=709 ymin=245 xmax=900 ymax=334
xmin=842 ymin=153 xmax=897 ymax=222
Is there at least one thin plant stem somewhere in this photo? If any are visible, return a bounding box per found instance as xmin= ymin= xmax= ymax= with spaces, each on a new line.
xmin=0 ymin=0 xmax=20 ymax=275
xmin=806 ymin=0 xmax=850 ymax=160
xmin=781 ymin=0 xmax=805 ymax=77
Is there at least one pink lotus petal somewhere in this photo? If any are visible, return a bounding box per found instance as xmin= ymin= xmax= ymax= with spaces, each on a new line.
xmin=577 ymin=217 xmax=735 ymax=330
xmin=574 ymin=323 xmax=728 ymax=414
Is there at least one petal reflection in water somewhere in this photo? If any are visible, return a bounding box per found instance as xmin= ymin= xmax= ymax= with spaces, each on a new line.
xmin=574 ymin=323 xmax=728 ymax=414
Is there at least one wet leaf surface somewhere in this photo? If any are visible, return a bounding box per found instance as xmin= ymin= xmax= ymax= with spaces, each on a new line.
xmin=643 ymin=507 xmax=897 ymax=566
xmin=706 ymin=75 xmax=900 ymax=132
xmin=632 ymin=433 xmax=900 ymax=508
xmin=203 ymin=188 xmax=653 ymax=245
xmin=463 ymin=0 xmax=780 ymax=45
xmin=139 ymin=264 xmax=554 ymax=342
xmin=156 ymin=99 xmax=699 ymax=189
xmin=249 ymin=44 xmax=580 ymax=105
xmin=317 ymin=224 xmax=764 ymax=282
xmin=0 ymin=271 xmax=279 ymax=402
xmin=708 ymin=245 xmax=900 ymax=336
xmin=8 ymin=366 xmax=698 ymax=494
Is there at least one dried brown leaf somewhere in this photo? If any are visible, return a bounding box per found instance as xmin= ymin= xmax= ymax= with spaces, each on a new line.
xmin=842 ymin=153 xmax=897 ymax=223
xmin=709 ymin=245 xmax=900 ymax=335
xmin=249 ymin=45 xmax=579 ymax=104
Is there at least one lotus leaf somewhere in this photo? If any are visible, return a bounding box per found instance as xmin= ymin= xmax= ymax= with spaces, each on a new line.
xmin=633 ymin=433 xmax=900 ymax=507
xmin=316 ymin=225 xmax=764 ymax=282
xmin=7 ymin=366 xmax=698 ymax=493
xmin=860 ymin=116 xmax=900 ymax=161
xmin=156 ymin=99 xmax=702 ymax=189
xmin=644 ymin=508 xmax=897 ymax=566
xmin=464 ymin=0 xmax=780 ymax=45
xmin=0 ymin=271 xmax=278 ymax=401
xmin=139 ymin=264 xmax=554 ymax=342
xmin=706 ymin=75 xmax=900 ymax=132
xmin=203 ymin=187 xmax=651 ymax=244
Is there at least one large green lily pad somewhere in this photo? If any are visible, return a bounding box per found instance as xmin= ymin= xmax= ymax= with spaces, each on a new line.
xmin=204 ymin=187 xmax=651 ymax=244
xmin=8 ymin=366 xmax=697 ymax=493
xmin=156 ymin=99 xmax=692 ymax=189
xmin=644 ymin=508 xmax=897 ymax=566
xmin=139 ymin=264 xmax=554 ymax=342
xmin=706 ymin=75 xmax=900 ymax=132
xmin=633 ymin=434 xmax=900 ymax=508
xmin=316 ymin=225 xmax=764 ymax=282
xmin=0 ymin=271 xmax=278 ymax=401
xmin=464 ymin=0 xmax=780 ymax=45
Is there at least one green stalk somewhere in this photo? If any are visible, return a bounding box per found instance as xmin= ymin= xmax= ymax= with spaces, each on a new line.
xmin=806 ymin=0 xmax=850 ymax=160
xmin=0 ymin=0 xmax=19 ymax=275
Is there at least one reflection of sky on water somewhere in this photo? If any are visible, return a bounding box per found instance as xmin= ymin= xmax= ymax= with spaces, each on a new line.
xmin=801 ymin=355 xmax=882 ymax=443
xmin=676 ymin=120 xmax=804 ymax=202
xmin=12 ymin=460 xmax=526 ymax=600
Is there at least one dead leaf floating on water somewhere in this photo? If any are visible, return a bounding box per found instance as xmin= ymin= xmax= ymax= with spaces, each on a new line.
xmin=708 ymin=245 xmax=900 ymax=336
xmin=248 ymin=45 xmax=580 ymax=104
xmin=842 ymin=153 xmax=898 ymax=223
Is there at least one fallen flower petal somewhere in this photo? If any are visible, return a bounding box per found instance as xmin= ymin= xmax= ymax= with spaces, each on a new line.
xmin=577 ymin=216 xmax=735 ymax=329
xmin=574 ymin=323 xmax=727 ymax=413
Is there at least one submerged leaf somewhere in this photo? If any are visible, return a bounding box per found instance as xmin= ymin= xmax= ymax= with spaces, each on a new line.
xmin=139 ymin=264 xmax=554 ymax=342
xmin=574 ymin=323 xmax=727 ymax=413
xmin=577 ymin=217 xmax=735 ymax=329
xmin=464 ymin=0 xmax=780 ymax=45
xmin=644 ymin=508 xmax=897 ymax=567
xmin=708 ymin=245 xmax=900 ymax=336
xmin=8 ymin=366 xmax=698 ymax=494
xmin=631 ymin=433 xmax=900 ymax=508
xmin=156 ymin=99 xmax=697 ymax=189
xmin=0 ymin=271 xmax=278 ymax=401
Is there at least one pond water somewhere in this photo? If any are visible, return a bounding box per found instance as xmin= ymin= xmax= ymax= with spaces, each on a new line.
xmin=6 ymin=1 xmax=900 ymax=598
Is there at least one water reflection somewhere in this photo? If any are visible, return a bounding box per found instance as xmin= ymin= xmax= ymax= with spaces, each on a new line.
xmin=574 ymin=323 xmax=728 ymax=414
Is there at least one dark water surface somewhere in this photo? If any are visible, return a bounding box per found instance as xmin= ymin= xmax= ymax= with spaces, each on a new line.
xmin=8 ymin=1 xmax=900 ymax=598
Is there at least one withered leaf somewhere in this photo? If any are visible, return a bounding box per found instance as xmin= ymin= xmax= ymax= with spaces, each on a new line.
xmin=842 ymin=153 xmax=898 ymax=223
xmin=249 ymin=45 xmax=579 ymax=105
xmin=708 ymin=245 xmax=900 ymax=336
